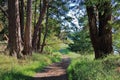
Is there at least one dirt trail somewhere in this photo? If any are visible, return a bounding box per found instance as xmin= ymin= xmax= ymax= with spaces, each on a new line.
xmin=33 ymin=56 xmax=71 ymax=80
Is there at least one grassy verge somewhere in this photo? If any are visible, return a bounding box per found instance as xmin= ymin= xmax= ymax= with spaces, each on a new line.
xmin=0 ymin=53 xmax=61 ymax=80
xmin=67 ymin=54 xmax=120 ymax=80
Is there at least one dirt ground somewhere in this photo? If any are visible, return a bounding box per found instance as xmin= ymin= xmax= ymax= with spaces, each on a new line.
xmin=33 ymin=56 xmax=71 ymax=80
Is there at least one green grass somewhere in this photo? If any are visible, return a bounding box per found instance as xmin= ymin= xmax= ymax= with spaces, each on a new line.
xmin=67 ymin=54 xmax=120 ymax=80
xmin=0 ymin=53 xmax=61 ymax=80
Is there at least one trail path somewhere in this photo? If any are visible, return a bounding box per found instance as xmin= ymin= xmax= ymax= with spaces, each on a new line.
xmin=33 ymin=55 xmax=71 ymax=80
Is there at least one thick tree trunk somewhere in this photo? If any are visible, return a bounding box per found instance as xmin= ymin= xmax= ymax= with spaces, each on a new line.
xmin=23 ymin=0 xmax=32 ymax=55
xmin=32 ymin=0 xmax=48 ymax=51
xmin=8 ymin=0 xmax=22 ymax=58
xmin=86 ymin=6 xmax=100 ymax=59
xmin=98 ymin=1 xmax=113 ymax=57
xmin=19 ymin=0 xmax=24 ymax=41
xmin=86 ymin=1 xmax=113 ymax=59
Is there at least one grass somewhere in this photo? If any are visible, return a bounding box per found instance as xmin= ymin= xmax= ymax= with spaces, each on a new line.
xmin=67 ymin=54 xmax=120 ymax=80
xmin=0 ymin=53 xmax=61 ymax=80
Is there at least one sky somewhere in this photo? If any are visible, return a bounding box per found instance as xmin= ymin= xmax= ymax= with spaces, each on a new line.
xmin=65 ymin=1 xmax=86 ymax=31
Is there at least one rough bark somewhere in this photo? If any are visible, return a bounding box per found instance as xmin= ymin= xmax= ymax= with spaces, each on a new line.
xmin=8 ymin=0 xmax=22 ymax=58
xmin=86 ymin=1 xmax=113 ymax=59
xmin=19 ymin=0 xmax=24 ymax=41
xmin=98 ymin=1 xmax=113 ymax=57
xmin=32 ymin=0 xmax=48 ymax=51
xmin=23 ymin=0 xmax=32 ymax=55
xmin=86 ymin=6 xmax=100 ymax=59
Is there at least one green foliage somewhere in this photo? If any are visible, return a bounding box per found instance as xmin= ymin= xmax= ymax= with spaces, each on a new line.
xmin=0 ymin=53 xmax=61 ymax=80
xmin=47 ymin=18 xmax=61 ymax=36
xmin=43 ymin=35 xmax=63 ymax=52
xmin=113 ymin=31 xmax=120 ymax=53
xmin=85 ymin=0 xmax=111 ymax=6
xmin=68 ymin=54 xmax=120 ymax=80
xmin=68 ymin=29 xmax=92 ymax=53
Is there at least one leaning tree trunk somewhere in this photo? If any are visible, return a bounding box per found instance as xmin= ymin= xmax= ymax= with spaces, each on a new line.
xmin=8 ymin=0 xmax=22 ymax=58
xmin=40 ymin=6 xmax=49 ymax=53
xmin=37 ymin=0 xmax=42 ymax=51
xmin=86 ymin=1 xmax=113 ymax=59
xmin=22 ymin=0 xmax=32 ymax=55
xmin=32 ymin=0 xmax=48 ymax=51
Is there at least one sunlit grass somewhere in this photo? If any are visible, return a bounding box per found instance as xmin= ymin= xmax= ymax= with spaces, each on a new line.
xmin=68 ymin=54 xmax=120 ymax=80
xmin=0 ymin=53 xmax=61 ymax=80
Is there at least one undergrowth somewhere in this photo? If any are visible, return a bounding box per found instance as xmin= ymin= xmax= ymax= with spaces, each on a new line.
xmin=0 ymin=53 xmax=61 ymax=80
xmin=68 ymin=54 xmax=120 ymax=80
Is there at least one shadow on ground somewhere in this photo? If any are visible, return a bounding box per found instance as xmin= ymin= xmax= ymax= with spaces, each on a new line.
xmin=0 ymin=72 xmax=33 ymax=80
xmin=33 ymin=74 xmax=68 ymax=80
xmin=33 ymin=57 xmax=70 ymax=80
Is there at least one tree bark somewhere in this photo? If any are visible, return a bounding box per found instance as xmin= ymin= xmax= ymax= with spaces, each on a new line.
xmin=23 ymin=0 xmax=32 ymax=55
xmin=37 ymin=0 xmax=42 ymax=51
xmin=32 ymin=0 xmax=48 ymax=51
xmin=86 ymin=6 xmax=100 ymax=59
xmin=37 ymin=27 xmax=42 ymax=50
xmin=98 ymin=1 xmax=113 ymax=57
xmin=8 ymin=0 xmax=22 ymax=58
xmin=86 ymin=1 xmax=113 ymax=59
xmin=19 ymin=0 xmax=24 ymax=41
xmin=40 ymin=6 xmax=49 ymax=53
xmin=33 ymin=0 xmax=37 ymax=27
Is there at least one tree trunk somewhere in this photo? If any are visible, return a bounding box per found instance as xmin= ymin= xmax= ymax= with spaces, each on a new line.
xmin=33 ymin=0 xmax=37 ymax=27
xmin=86 ymin=6 xmax=100 ymax=59
xmin=32 ymin=0 xmax=48 ymax=51
xmin=19 ymin=0 xmax=24 ymax=42
xmin=37 ymin=0 xmax=42 ymax=51
xmin=86 ymin=1 xmax=113 ymax=59
xmin=40 ymin=6 xmax=49 ymax=53
xmin=98 ymin=1 xmax=113 ymax=57
xmin=23 ymin=0 xmax=32 ymax=55
xmin=37 ymin=27 xmax=42 ymax=50
xmin=8 ymin=0 xmax=22 ymax=58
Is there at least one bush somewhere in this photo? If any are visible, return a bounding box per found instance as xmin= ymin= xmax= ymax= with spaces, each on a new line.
xmin=67 ymin=55 xmax=120 ymax=80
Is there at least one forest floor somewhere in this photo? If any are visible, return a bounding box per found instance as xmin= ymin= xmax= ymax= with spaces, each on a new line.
xmin=33 ymin=55 xmax=71 ymax=80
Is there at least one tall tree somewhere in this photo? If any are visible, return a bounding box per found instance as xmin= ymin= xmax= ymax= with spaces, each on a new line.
xmin=8 ymin=0 xmax=22 ymax=58
xmin=36 ymin=0 xmax=42 ymax=51
xmin=86 ymin=0 xmax=113 ymax=59
xmin=32 ymin=0 xmax=48 ymax=51
xmin=33 ymin=0 xmax=37 ymax=27
xmin=40 ymin=6 xmax=49 ymax=53
xmin=23 ymin=0 xmax=32 ymax=55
